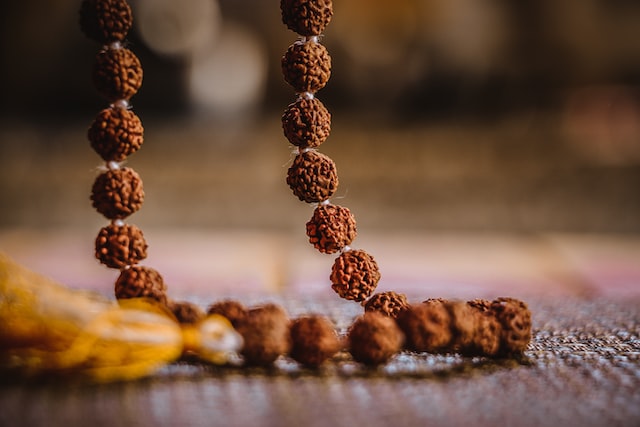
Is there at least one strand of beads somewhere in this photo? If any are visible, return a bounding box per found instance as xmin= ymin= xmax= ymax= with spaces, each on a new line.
xmin=280 ymin=0 xmax=381 ymax=304
xmin=80 ymin=0 xmax=170 ymax=306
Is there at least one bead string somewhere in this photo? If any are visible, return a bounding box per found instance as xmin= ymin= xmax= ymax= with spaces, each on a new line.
xmin=280 ymin=0 xmax=381 ymax=304
xmin=79 ymin=0 xmax=205 ymax=320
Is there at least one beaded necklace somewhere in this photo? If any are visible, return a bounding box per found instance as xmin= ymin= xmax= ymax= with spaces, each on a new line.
xmin=76 ymin=0 xmax=532 ymax=370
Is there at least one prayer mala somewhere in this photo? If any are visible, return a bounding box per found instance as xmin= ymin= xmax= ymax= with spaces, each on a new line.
xmin=80 ymin=0 xmax=170 ymax=305
xmin=280 ymin=0 xmax=381 ymax=304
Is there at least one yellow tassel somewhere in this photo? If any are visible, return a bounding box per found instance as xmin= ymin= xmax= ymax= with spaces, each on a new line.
xmin=0 ymin=253 xmax=242 ymax=382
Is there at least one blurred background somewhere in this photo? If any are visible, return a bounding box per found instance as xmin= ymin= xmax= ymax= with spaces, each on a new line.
xmin=0 ymin=0 xmax=639 ymax=298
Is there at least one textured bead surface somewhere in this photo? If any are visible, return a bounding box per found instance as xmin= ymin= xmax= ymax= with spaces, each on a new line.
xmin=396 ymin=302 xmax=452 ymax=353
xmin=207 ymin=300 xmax=248 ymax=328
xmin=306 ymin=203 xmax=356 ymax=254
xmin=282 ymin=97 xmax=331 ymax=148
xmin=88 ymin=107 xmax=143 ymax=162
xmin=287 ymin=150 xmax=338 ymax=203
xmin=348 ymin=312 xmax=403 ymax=366
xmin=364 ymin=291 xmax=409 ymax=318
xmin=330 ymin=249 xmax=380 ymax=302
xmin=236 ymin=304 xmax=291 ymax=366
xmin=281 ymin=0 xmax=333 ymax=36
xmin=282 ymin=41 xmax=331 ymax=93
xmin=95 ymin=223 xmax=147 ymax=269
xmin=467 ymin=310 xmax=502 ymax=357
xmin=289 ymin=315 xmax=340 ymax=367
xmin=114 ymin=265 xmax=167 ymax=304
xmin=491 ymin=297 xmax=532 ymax=356
xmin=169 ymin=300 xmax=205 ymax=324
xmin=91 ymin=167 xmax=144 ymax=220
xmin=79 ymin=0 xmax=133 ymax=44
xmin=92 ymin=48 xmax=143 ymax=101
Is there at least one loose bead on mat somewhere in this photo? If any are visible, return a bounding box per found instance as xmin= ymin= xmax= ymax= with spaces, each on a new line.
xmin=348 ymin=312 xmax=403 ymax=366
xmin=235 ymin=304 xmax=291 ymax=367
xmin=289 ymin=315 xmax=341 ymax=368
xmin=395 ymin=302 xmax=453 ymax=353
xmin=363 ymin=291 xmax=410 ymax=318
xmin=207 ymin=300 xmax=248 ymax=328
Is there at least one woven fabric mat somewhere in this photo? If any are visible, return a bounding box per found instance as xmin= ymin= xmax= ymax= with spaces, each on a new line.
xmin=1 ymin=296 xmax=639 ymax=427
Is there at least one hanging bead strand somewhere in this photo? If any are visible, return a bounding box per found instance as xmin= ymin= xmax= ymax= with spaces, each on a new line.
xmin=280 ymin=0 xmax=381 ymax=304
xmin=80 ymin=0 xmax=168 ymax=305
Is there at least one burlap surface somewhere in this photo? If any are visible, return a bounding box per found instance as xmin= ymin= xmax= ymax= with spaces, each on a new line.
xmin=1 ymin=296 xmax=638 ymax=427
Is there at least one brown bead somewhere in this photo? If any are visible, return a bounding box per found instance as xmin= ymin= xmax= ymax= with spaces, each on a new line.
xmin=364 ymin=291 xmax=409 ymax=318
xmin=467 ymin=310 xmax=502 ymax=357
xmin=330 ymin=249 xmax=380 ymax=302
xmin=306 ymin=203 xmax=356 ymax=254
xmin=490 ymin=297 xmax=532 ymax=356
xmin=206 ymin=299 xmax=248 ymax=328
xmin=281 ymin=0 xmax=333 ymax=36
xmin=88 ymin=107 xmax=143 ymax=162
xmin=92 ymin=48 xmax=143 ymax=102
xmin=79 ymin=0 xmax=133 ymax=44
xmin=95 ymin=222 xmax=147 ymax=269
xmin=348 ymin=312 xmax=403 ymax=366
xmin=91 ymin=167 xmax=144 ymax=220
xmin=282 ymin=41 xmax=331 ymax=93
xmin=168 ymin=300 xmax=205 ymax=325
xmin=467 ymin=298 xmax=492 ymax=313
xmin=287 ymin=150 xmax=338 ymax=203
xmin=396 ymin=302 xmax=452 ymax=353
xmin=282 ymin=96 xmax=331 ymax=149
xmin=114 ymin=265 xmax=167 ymax=304
xmin=444 ymin=300 xmax=477 ymax=353
xmin=289 ymin=315 xmax=340 ymax=368
xmin=235 ymin=303 xmax=291 ymax=366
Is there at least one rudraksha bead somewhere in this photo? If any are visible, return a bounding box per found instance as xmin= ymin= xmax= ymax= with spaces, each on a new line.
xmin=168 ymin=300 xmax=206 ymax=324
xmin=467 ymin=298 xmax=492 ymax=313
xmin=444 ymin=300 xmax=477 ymax=353
xmin=114 ymin=265 xmax=167 ymax=304
xmin=281 ymin=0 xmax=333 ymax=36
xmin=330 ymin=249 xmax=380 ymax=302
xmin=88 ymin=107 xmax=144 ymax=162
xmin=364 ymin=291 xmax=409 ymax=318
xmin=91 ymin=167 xmax=144 ymax=219
xmin=287 ymin=150 xmax=338 ymax=203
xmin=289 ymin=315 xmax=340 ymax=368
xmin=348 ymin=312 xmax=403 ymax=366
xmin=92 ymin=47 xmax=143 ymax=102
xmin=207 ymin=299 xmax=248 ymax=328
xmin=282 ymin=96 xmax=331 ymax=149
xmin=282 ymin=41 xmax=331 ymax=94
xmin=235 ymin=303 xmax=291 ymax=366
xmin=306 ymin=203 xmax=356 ymax=254
xmin=490 ymin=297 xmax=532 ymax=356
xmin=396 ymin=302 xmax=452 ymax=353
xmin=79 ymin=0 xmax=133 ymax=44
xmin=466 ymin=310 xmax=501 ymax=357
xmin=95 ymin=222 xmax=147 ymax=269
